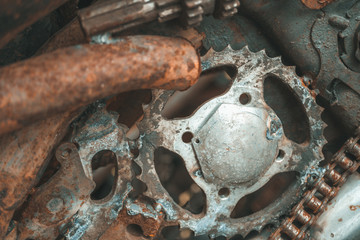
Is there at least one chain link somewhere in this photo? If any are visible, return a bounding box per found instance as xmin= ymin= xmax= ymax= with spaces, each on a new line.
xmin=270 ymin=128 xmax=360 ymax=240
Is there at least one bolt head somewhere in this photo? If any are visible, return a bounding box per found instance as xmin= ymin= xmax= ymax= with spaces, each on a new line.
xmin=46 ymin=197 xmax=64 ymax=213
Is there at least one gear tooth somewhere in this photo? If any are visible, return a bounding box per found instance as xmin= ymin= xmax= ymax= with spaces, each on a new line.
xmin=225 ymin=44 xmax=234 ymax=52
xmin=202 ymin=47 xmax=216 ymax=60
xmin=259 ymin=48 xmax=267 ymax=56
xmin=241 ymin=45 xmax=252 ymax=56
xmin=207 ymin=47 xmax=215 ymax=55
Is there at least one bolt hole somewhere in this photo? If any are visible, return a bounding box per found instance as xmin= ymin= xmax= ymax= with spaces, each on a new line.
xmin=61 ymin=148 xmax=71 ymax=159
xmin=126 ymin=224 xmax=144 ymax=237
xmin=182 ymin=131 xmax=194 ymax=143
xmin=90 ymin=150 xmax=117 ymax=201
xmin=276 ymin=149 xmax=285 ymax=160
xmin=195 ymin=138 xmax=200 ymax=144
xmin=218 ymin=187 xmax=230 ymax=198
xmin=239 ymin=93 xmax=251 ymax=105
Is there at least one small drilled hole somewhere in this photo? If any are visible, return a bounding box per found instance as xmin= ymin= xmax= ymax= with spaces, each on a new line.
xmin=195 ymin=138 xmax=200 ymax=144
xmin=218 ymin=187 xmax=230 ymax=198
xmin=182 ymin=132 xmax=194 ymax=143
xmin=126 ymin=224 xmax=144 ymax=236
xmin=276 ymin=149 xmax=285 ymax=160
xmin=239 ymin=93 xmax=251 ymax=105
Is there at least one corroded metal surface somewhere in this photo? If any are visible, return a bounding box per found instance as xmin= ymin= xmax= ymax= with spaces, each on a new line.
xmin=135 ymin=46 xmax=325 ymax=238
xmin=1 ymin=0 xmax=360 ymax=239
xmin=311 ymin=1 xmax=360 ymax=132
xmin=0 ymin=35 xmax=200 ymax=135
xmin=18 ymin=143 xmax=95 ymax=239
xmin=270 ymin=129 xmax=360 ymax=240
xmin=301 ymin=0 xmax=335 ymax=9
xmin=0 ymin=111 xmax=78 ymax=238
xmin=63 ymin=107 xmax=133 ymax=240
xmin=100 ymin=199 xmax=165 ymax=240
xmin=240 ymin=0 xmax=360 ymax=134
xmin=310 ymin=172 xmax=360 ymax=240
xmin=78 ymin=0 xmax=239 ymax=37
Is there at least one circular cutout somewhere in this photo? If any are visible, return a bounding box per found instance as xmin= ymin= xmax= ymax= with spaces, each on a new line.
xmin=182 ymin=131 xmax=194 ymax=143
xmin=276 ymin=149 xmax=285 ymax=161
xmin=90 ymin=150 xmax=117 ymax=201
xmin=218 ymin=187 xmax=230 ymax=198
xmin=195 ymin=138 xmax=200 ymax=144
xmin=126 ymin=224 xmax=144 ymax=236
xmin=239 ymin=93 xmax=251 ymax=105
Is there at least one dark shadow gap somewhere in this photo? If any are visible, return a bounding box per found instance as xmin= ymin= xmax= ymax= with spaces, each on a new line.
xmin=154 ymin=147 xmax=206 ymax=214
xmin=264 ymin=75 xmax=310 ymax=144
xmin=162 ymin=65 xmax=236 ymax=119
xmin=90 ymin=150 xmax=117 ymax=201
xmin=230 ymin=171 xmax=298 ymax=218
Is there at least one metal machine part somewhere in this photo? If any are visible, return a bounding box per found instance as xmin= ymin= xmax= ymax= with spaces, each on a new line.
xmin=1 ymin=0 xmax=360 ymax=239
xmin=16 ymin=105 xmax=135 ymax=240
xmin=240 ymin=0 xmax=360 ymax=134
xmin=0 ymin=35 xmax=200 ymax=135
xmin=63 ymin=106 xmax=134 ymax=240
xmin=0 ymin=111 xmax=79 ymax=238
xmin=135 ymin=46 xmax=325 ymax=238
xmin=17 ymin=142 xmax=95 ymax=239
xmin=0 ymin=34 xmax=200 ymax=239
xmin=309 ymin=172 xmax=360 ymax=240
xmin=270 ymin=130 xmax=360 ymax=240
xmin=78 ymin=0 xmax=240 ymax=38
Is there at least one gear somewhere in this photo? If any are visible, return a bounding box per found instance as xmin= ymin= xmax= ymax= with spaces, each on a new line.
xmin=135 ymin=46 xmax=326 ymax=238
xmin=215 ymin=0 xmax=240 ymax=19
xmin=183 ymin=0 xmax=204 ymax=26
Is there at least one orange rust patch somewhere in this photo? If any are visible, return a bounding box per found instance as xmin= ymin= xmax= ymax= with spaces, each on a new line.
xmin=301 ymin=0 xmax=335 ymax=9
xmin=349 ymin=205 xmax=360 ymax=211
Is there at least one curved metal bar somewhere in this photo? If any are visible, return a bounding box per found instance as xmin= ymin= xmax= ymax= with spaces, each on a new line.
xmin=0 ymin=35 xmax=201 ymax=135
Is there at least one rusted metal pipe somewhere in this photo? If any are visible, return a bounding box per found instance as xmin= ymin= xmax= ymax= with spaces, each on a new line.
xmin=0 ymin=35 xmax=201 ymax=135
xmin=0 ymin=0 xmax=70 ymax=48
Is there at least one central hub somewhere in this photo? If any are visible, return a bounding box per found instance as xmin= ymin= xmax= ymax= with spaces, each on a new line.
xmin=192 ymin=104 xmax=278 ymax=185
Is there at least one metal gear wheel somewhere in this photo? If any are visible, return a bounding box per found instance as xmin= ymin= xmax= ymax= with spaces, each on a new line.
xmin=183 ymin=0 xmax=204 ymax=27
xmin=135 ymin=46 xmax=326 ymax=238
xmin=215 ymin=0 xmax=240 ymax=19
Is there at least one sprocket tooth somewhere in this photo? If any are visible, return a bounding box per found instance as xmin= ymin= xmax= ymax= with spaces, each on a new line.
xmin=202 ymin=47 xmax=216 ymax=60
xmin=241 ymin=44 xmax=251 ymax=55
xmin=258 ymin=48 xmax=267 ymax=56
xmin=225 ymin=44 xmax=235 ymax=52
